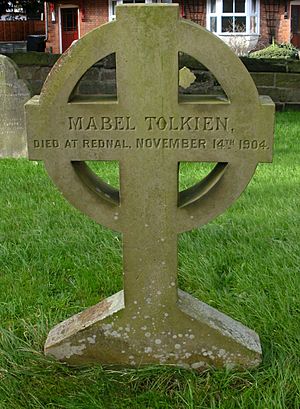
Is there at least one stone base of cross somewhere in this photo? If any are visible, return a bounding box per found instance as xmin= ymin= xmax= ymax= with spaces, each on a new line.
xmin=25 ymin=5 xmax=274 ymax=370
xmin=45 ymin=289 xmax=261 ymax=369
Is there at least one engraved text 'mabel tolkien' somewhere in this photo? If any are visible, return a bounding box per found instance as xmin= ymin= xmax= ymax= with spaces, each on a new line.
xmin=68 ymin=116 xmax=229 ymax=132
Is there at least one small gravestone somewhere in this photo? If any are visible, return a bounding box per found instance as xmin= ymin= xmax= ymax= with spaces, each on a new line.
xmin=25 ymin=5 xmax=274 ymax=370
xmin=0 ymin=55 xmax=30 ymax=158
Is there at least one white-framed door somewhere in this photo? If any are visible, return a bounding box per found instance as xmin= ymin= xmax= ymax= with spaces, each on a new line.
xmin=59 ymin=5 xmax=80 ymax=53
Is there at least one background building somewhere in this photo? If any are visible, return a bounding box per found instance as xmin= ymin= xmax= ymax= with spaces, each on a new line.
xmin=44 ymin=0 xmax=300 ymax=53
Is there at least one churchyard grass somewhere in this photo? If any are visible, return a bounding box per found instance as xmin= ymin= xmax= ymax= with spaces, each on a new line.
xmin=0 ymin=111 xmax=299 ymax=408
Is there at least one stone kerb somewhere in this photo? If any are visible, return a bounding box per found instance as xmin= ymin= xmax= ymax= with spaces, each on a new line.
xmin=0 ymin=55 xmax=30 ymax=158
xmin=25 ymin=4 xmax=274 ymax=370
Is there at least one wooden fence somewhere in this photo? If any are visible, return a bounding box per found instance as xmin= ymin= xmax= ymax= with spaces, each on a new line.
xmin=0 ymin=21 xmax=45 ymax=41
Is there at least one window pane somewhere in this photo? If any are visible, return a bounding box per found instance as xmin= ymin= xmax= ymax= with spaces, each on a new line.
xmin=223 ymin=0 xmax=233 ymax=13
xmin=222 ymin=16 xmax=233 ymax=32
xmin=235 ymin=16 xmax=246 ymax=32
xmin=112 ymin=0 xmax=117 ymax=15
xmin=251 ymin=0 xmax=256 ymax=13
xmin=63 ymin=10 xmax=77 ymax=31
xmin=235 ymin=0 xmax=245 ymax=13
xmin=210 ymin=16 xmax=217 ymax=32
xmin=211 ymin=0 xmax=216 ymax=13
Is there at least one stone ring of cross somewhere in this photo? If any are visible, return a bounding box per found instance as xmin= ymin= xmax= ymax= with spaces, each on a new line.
xmin=26 ymin=5 xmax=274 ymax=370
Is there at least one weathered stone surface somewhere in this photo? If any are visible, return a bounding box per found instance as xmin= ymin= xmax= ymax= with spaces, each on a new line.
xmin=0 ymin=55 xmax=30 ymax=157
xmin=77 ymin=80 xmax=117 ymax=95
xmin=287 ymin=61 xmax=300 ymax=73
xmin=25 ymin=5 xmax=274 ymax=370
xmin=45 ymin=289 xmax=261 ymax=369
xmin=101 ymin=68 xmax=117 ymax=81
xmin=257 ymin=87 xmax=287 ymax=103
xmin=275 ymin=73 xmax=300 ymax=89
xmin=18 ymin=66 xmax=52 ymax=96
xmin=179 ymin=52 xmax=206 ymax=70
xmin=179 ymin=67 xmax=196 ymax=89
xmin=29 ymin=80 xmax=46 ymax=97
xmin=258 ymin=87 xmax=300 ymax=107
xmin=251 ymin=72 xmax=275 ymax=87
xmin=284 ymin=103 xmax=300 ymax=110
xmin=81 ymin=67 xmax=100 ymax=81
xmin=102 ymin=53 xmax=116 ymax=69
xmin=19 ymin=65 xmax=36 ymax=81
xmin=281 ymin=89 xmax=300 ymax=103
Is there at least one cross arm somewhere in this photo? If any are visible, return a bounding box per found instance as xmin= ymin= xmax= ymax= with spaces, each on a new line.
xmin=171 ymin=95 xmax=274 ymax=232
xmin=25 ymin=97 xmax=136 ymax=162
xmin=25 ymin=96 xmax=126 ymax=231
xmin=172 ymin=96 xmax=274 ymax=163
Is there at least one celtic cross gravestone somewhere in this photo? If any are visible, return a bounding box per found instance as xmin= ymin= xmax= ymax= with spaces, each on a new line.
xmin=25 ymin=5 xmax=274 ymax=370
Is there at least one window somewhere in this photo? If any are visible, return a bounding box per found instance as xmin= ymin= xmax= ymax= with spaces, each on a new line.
xmin=207 ymin=0 xmax=259 ymax=34
xmin=109 ymin=0 xmax=172 ymax=21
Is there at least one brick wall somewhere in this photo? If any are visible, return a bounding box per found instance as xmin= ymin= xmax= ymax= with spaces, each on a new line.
xmin=277 ymin=4 xmax=290 ymax=43
xmin=260 ymin=3 xmax=270 ymax=45
xmin=80 ymin=0 xmax=108 ymax=37
xmin=6 ymin=51 xmax=300 ymax=111
xmin=180 ymin=54 xmax=300 ymax=111
xmin=260 ymin=1 xmax=290 ymax=45
xmin=46 ymin=2 xmax=60 ymax=54
xmin=180 ymin=0 xmax=206 ymax=26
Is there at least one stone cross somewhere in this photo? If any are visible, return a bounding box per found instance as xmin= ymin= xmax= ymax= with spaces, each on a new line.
xmin=25 ymin=5 xmax=274 ymax=370
xmin=0 ymin=55 xmax=30 ymax=158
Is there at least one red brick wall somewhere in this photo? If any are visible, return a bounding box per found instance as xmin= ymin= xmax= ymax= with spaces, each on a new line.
xmin=260 ymin=1 xmax=291 ymax=46
xmin=80 ymin=0 xmax=108 ymax=37
xmin=46 ymin=3 xmax=60 ymax=53
xmin=178 ymin=0 xmax=207 ymax=26
xmin=277 ymin=3 xmax=290 ymax=43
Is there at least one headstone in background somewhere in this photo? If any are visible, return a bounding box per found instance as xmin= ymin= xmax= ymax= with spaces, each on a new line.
xmin=0 ymin=55 xmax=30 ymax=158
xmin=26 ymin=5 xmax=274 ymax=370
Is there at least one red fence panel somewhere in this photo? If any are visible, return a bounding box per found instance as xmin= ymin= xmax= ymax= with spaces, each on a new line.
xmin=0 ymin=21 xmax=45 ymax=41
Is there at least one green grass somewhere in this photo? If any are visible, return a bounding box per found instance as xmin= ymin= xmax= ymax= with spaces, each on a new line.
xmin=0 ymin=111 xmax=299 ymax=408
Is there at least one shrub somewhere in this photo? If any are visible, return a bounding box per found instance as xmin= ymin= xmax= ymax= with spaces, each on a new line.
xmin=250 ymin=42 xmax=299 ymax=60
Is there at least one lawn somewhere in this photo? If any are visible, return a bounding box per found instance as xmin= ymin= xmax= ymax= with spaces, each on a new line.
xmin=0 ymin=112 xmax=299 ymax=408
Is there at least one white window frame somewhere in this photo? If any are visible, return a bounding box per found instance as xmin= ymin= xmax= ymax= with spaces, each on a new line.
xmin=207 ymin=0 xmax=260 ymax=35
xmin=109 ymin=0 xmax=172 ymax=21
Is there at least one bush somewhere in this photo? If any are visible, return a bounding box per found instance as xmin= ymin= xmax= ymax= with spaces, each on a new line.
xmin=250 ymin=43 xmax=299 ymax=60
